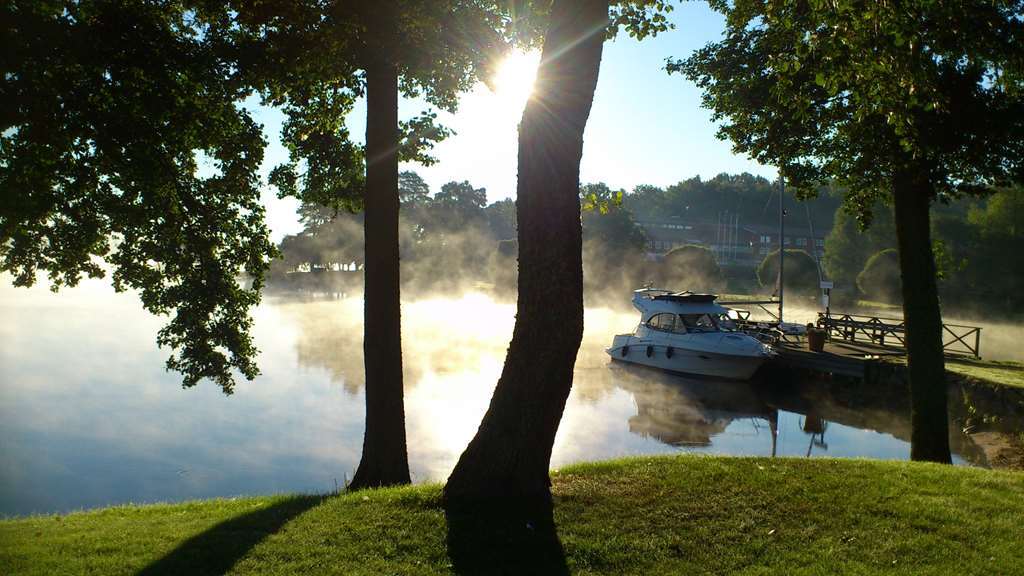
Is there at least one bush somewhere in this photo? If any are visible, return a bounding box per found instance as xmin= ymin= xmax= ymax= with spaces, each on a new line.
xmin=856 ymin=248 xmax=901 ymax=303
xmin=659 ymin=245 xmax=724 ymax=292
xmin=757 ymin=249 xmax=820 ymax=298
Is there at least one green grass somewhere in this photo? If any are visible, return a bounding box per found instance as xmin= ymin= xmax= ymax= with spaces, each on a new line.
xmin=2 ymin=456 xmax=1023 ymax=575
xmin=946 ymin=357 xmax=1024 ymax=390
xmin=877 ymin=354 xmax=1024 ymax=390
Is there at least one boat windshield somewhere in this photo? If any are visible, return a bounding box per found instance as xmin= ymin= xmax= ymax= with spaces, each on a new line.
xmin=679 ymin=313 xmax=720 ymax=333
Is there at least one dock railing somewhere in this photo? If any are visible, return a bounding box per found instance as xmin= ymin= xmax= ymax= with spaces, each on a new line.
xmin=816 ymin=312 xmax=982 ymax=358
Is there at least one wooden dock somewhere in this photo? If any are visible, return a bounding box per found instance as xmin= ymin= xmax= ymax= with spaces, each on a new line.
xmin=724 ymin=306 xmax=984 ymax=382
xmin=768 ymin=339 xmax=906 ymax=381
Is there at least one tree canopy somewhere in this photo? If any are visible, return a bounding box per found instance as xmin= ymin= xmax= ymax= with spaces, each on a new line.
xmin=2 ymin=1 xmax=275 ymax=392
xmin=624 ymin=173 xmax=840 ymax=230
xmin=1 ymin=0 xmax=514 ymax=394
xmin=823 ymin=203 xmax=896 ymax=290
xmin=757 ymin=248 xmax=820 ymax=298
xmin=661 ymin=245 xmax=723 ymax=293
xmin=241 ymin=0 xmax=510 ymax=214
xmin=580 ymin=182 xmax=647 ymax=298
xmin=675 ymin=0 xmax=1024 ymax=463
xmin=444 ymin=0 xmax=676 ymax=508
xmin=674 ymin=0 xmax=1024 ymax=221
xmin=857 ymin=248 xmax=901 ymax=304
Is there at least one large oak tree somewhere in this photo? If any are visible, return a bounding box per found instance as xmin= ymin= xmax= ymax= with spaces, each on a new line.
xmin=2 ymin=1 xmax=275 ymax=392
xmin=676 ymin=0 xmax=1024 ymax=462
xmin=444 ymin=0 xmax=673 ymax=508
xmin=3 ymin=0 xmax=507 ymax=489
xmin=237 ymin=0 xmax=509 ymax=489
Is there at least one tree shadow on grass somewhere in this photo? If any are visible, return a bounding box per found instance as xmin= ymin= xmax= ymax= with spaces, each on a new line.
xmin=135 ymin=494 xmax=327 ymax=576
xmin=445 ymin=499 xmax=569 ymax=576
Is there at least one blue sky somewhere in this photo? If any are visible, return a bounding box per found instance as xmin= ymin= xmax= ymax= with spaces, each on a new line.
xmin=255 ymin=3 xmax=777 ymax=241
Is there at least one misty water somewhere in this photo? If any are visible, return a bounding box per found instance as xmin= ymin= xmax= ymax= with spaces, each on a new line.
xmin=2 ymin=281 xmax=1023 ymax=517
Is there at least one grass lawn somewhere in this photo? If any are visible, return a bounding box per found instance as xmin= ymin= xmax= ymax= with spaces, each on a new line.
xmin=946 ymin=357 xmax=1024 ymax=390
xmin=875 ymin=354 xmax=1024 ymax=390
xmin=2 ymin=456 xmax=1022 ymax=575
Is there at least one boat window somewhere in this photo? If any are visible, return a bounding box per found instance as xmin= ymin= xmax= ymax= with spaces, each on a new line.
xmin=717 ymin=314 xmax=737 ymax=331
xmin=679 ymin=314 xmax=720 ymax=333
xmin=646 ymin=313 xmax=680 ymax=333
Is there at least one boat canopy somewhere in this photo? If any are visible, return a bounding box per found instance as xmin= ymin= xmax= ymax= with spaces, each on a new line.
xmin=632 ymin=288 xmax=730 ymax=318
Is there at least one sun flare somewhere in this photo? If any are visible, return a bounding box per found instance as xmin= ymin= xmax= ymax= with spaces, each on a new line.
xmin=491 ymin=50 xmax=541 ymax=113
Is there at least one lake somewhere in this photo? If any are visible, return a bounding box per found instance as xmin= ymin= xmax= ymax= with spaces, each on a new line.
xmin=1 ymin=280 xmax=1021 ymax=516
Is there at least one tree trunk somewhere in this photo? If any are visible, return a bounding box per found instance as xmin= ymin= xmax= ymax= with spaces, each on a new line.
xmin=349 ymin=54 xmax=411 ymax=489
xmin=893 ymin=167 xmax=952 ymax=464
xmin=444 ymin=0 xmax=609 ymax=507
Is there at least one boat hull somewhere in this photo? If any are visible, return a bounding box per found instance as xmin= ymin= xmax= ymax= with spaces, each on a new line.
xmin=606 ymin=342 xmax=767 ymax=381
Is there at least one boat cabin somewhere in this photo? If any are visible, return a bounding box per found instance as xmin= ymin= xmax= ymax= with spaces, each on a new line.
xmin=646 ymin=312 xmax=731 ymax=334
xmin=632 ymin=289 xmax=737 ymax=333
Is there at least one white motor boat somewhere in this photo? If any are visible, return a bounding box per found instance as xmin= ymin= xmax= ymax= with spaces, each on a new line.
xmin=606 ymin=288 xmax=775 ymax=380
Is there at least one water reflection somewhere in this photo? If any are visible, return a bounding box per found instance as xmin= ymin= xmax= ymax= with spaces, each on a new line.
xmin=613 ymin=367 xmax=779 ymax=452
xmin=603 ymin=362 xmax=1021 ymax=466
xmin=1 ymin=283 xmax=1020 ymax=516
xmin=801 ymin=413 xmax=828 ymax=457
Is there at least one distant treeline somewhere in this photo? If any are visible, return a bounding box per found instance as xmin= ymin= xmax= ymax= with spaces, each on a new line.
xmin=623 ymin=173 xmax=841 ymax=231
xmin=271 ymin=172 xmax=1022 ymax=313
xmin=824 ymin=187 xmax=1024 ymax=313
xmin=269 ymin=173 xmax=517 ymax=295
xmin=269 ymin=172 xmax=804 ymax=300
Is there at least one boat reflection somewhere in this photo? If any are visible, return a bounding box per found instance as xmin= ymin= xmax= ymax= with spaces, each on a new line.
xmin=609 ymin=365 xmax=781 ymax=456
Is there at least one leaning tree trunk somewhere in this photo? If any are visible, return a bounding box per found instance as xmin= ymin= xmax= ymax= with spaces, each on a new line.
xmin=444 ymin=0 xmax=609 ymax=507
xmin=349 ymin=54 xmax=411 ymax=489
xmin=893 ymin=167 xmax=952 ymax=464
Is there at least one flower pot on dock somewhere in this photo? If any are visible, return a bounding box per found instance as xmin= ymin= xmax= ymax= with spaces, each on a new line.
xmin=807 ymin=325 xmax=826 ymax=352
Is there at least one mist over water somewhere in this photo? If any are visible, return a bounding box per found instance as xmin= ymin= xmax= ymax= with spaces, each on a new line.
xmin=1 ymin=278 xmax=1020 ymax=516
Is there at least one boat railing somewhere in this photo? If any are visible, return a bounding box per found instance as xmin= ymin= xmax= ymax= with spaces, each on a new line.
xmin=731 ymin=319 xmax=785 ymax=346
xmin=718 ymin=299 xmax=779 ymax=322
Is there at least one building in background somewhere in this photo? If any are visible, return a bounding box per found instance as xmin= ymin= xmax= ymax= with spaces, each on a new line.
xmin=637 ymin=217 xmax=826 ymax=265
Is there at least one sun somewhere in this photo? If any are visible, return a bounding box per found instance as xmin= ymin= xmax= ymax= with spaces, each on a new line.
xmin=491 ymin=50 xmax=541 ymax=113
